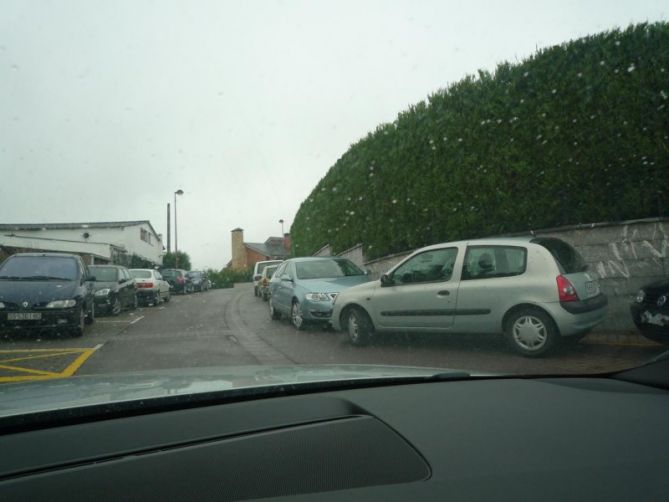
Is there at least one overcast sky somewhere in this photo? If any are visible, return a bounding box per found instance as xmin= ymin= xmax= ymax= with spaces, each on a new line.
xmin=1 ymin=1 xmax=666 ymax=269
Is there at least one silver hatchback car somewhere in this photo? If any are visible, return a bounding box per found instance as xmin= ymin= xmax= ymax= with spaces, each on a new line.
xmin=331 ymin=237 xmax=607 ymax=356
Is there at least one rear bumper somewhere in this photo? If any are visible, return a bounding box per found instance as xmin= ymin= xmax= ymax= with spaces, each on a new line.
xmin=544 ymin=295 xmax=608 ymax=337
xmin=630 ymin=304 xmax=669 ymax=332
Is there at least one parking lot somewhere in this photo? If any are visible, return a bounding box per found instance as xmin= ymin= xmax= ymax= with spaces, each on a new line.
xmin=0 ymin=283 xmax=664 ymax=383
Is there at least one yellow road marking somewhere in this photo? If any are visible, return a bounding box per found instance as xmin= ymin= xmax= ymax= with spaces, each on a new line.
xmin=0 ymin=344 xmax=102 ymax=383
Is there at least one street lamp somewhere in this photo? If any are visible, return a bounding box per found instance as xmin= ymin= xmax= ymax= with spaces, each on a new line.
xmin=279 ymin=219 xmax=284 ymax=235
xmin=174 ymin=189 xmax=184 ymax=267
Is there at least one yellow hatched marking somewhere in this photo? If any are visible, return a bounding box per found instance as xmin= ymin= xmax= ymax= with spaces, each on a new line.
xmin=0 ymin=345 xmax=101 ymax=383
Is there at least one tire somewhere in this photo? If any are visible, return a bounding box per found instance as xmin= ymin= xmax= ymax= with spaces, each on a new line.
xmin=132 ymin=294 xmax=138 ymax=310
xmin=72 ymin=306 xmax=86 ymax=337
xmin=111 ymin=296 xmax=122 ymax=316
xmin=269 ymin=298 xmax=281 ymax=320
xmin=164 ymin=291 xmax=171 ymax=303
xmin=291 ymin=300 xmax=306 ymax=330
xmin=84 ymin=302 xmax=95 ymax=325
xmin=505 ymin=307 xmax=559 ymax=357
xmin=254 ymin=287 xmax=258 ymax=297
xmin=346 ymin=307 xmax=373 ymax=346
xmin=153 ymin=292 xmax=162 ymax=305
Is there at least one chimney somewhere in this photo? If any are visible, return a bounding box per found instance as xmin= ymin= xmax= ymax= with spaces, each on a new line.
xmin=231 ymin=228 xmax=246 ymax=270
xmin=283 ymin=233 xmax=291 ymax=253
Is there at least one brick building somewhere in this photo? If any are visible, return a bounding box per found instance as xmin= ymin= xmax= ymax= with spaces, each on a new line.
xmin=229 ymin=228 xmax=290 ymax=270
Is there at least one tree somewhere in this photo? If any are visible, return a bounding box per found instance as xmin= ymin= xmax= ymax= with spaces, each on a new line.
xmin=162 ymin=251 xmax=192 ymax=271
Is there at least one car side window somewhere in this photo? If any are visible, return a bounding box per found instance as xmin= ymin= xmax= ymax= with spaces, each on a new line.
xmin=274 ymin=263 xmax=286 ymax=278
xmin=391 ymin=248 xmax=458 ymax=285
xmin=155 ymin=271 xmax=163 ymax=280
xmin=461 ymin=246 xmax=527 ymax=280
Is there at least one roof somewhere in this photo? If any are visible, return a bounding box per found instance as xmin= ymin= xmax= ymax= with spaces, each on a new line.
xmin=244 ymin=238 xmax=290 ymax=258
xmin=0 ymin=221 xmax=162 ymax=240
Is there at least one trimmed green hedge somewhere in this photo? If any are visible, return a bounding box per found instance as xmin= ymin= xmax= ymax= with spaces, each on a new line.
xmin=291 ymin=23 xmax=669 ymax=260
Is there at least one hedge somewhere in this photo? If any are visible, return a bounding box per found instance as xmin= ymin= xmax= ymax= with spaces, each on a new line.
xmin=291 ymin=23 xmax=669 ymax=260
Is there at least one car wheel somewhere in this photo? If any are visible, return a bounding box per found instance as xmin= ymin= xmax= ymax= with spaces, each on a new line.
xmin=111 ymin=296 xmax=122 ymax=316
xmin=72 ymin=306 xmax=86 ymax=337
xmin=164 ymin=291 xmax=171 ymax=303
xmin=132 ymin=294 xmax=138 ymax=310
xmin=254 ymin=287 xmax=258 ymax=297
xmin=291 ymin=300 xmax=306 ymax=330
xmin=153 ymin=292 xmax=162 ymax=305
xmin=346 ymin=307 xmax=373 ymax=346
xmin=505 ymin=308 xmax=558 ymax=357
xmin=269 ymin=298 xmax=281 ymax=320
xmin=84 ymin=303 xmax=95 ymax=325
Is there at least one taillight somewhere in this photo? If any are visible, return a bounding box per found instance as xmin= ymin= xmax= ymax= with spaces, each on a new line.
xmin=557 ymin=275 xmax=578 ymax=302
xmin=138 ymin=282 xmax=154 ymax=289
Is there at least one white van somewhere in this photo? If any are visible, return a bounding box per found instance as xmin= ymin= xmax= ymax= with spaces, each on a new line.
xmin=253 ymin=260 xmax=283 ymax=296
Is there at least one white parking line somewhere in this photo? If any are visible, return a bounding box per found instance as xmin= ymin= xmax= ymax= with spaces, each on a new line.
xmin=130 ymin=315 xmax=145 ymax=325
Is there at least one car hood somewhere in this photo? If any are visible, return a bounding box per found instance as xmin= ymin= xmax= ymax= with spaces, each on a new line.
xmin=0 ymin=280 xmax=77 ymax=306
xmin=337 ymin=279 xmax=379 ymax=297
xmin=92 ymin=281 xmax=118 ymax=292
xmin=0 ymin=365 xmax=478 ymax=420
xmin=643 ymin=279 xmax=669 ymax=294
xmin=299 ymin=275 xmax=370 ymax=292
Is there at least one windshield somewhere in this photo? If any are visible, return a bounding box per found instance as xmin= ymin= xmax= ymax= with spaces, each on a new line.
xmin=296 ymin=259 xmax=364 ymax=279
xmin=130 ymin=270 xmax=152 ymax=279
xmin=0 ymin=256 xmax=78 ymax=281
xmin=88 ymin=266 xmax=118 ymax=282
xmin=1 ymin=1 xmax=668 ymax=416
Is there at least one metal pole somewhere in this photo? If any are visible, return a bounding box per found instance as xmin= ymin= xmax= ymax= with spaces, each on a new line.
xmin=174 ymin=193 xmax=179 ymax=268
xmin=167 ymin=203 xmax=171 ymax=254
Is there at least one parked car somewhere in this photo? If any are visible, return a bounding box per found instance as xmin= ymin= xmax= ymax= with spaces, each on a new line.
xmin=187 ymin=270 xmax=209 ymax=292
xmin=161 ymin=268 xmax=193 ymax=294
xmin=129 ymin=268 xmax=171 ymax=306
xmin=331 ymin=237 xmax=608 ymax=357
xmin=253 ymin=260 xmax=283 ymax=297
xmin=0 ymin=252 xmax=95 ymax=337
xmin=258 ymin=264 xmax=279 ymax=301
xmin=268 ymin=257 xmax=371 ymax=329
xmin=89 ymin=265 xmax=137 ymax=315
xmin=630 ymin=279 xmax=669 ymax=345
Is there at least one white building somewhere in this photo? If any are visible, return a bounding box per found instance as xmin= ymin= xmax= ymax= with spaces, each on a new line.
xmin=0 ymin=221 xmax=164 ymax=266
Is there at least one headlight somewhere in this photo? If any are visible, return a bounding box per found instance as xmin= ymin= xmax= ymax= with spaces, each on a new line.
xmin=635 ymin=290 xmax=646 ymax=304
xmin=305 ymin=293 xmax=331 ymax=302
xmin=95 ymin=288 xmax=111 ymax=297
xmin=46 ymin=299 xmax=77 ymax=309
xmin=658 ymin=295 xmax=667 ymax=307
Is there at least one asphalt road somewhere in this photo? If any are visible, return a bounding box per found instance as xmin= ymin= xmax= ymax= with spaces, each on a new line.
xmin=0 ymin=284 xmax=665 ymax=383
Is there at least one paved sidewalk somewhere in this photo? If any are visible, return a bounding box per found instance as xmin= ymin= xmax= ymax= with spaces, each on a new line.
xmin=586 ymin=330 xmax=662 ymax=347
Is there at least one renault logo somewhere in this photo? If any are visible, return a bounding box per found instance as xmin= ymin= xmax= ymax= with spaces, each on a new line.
xmin=22 ymin=301 xmax=29 ymax=308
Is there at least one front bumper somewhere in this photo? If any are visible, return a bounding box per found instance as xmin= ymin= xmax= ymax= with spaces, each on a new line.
xmin=631 ymin=303 xmax=669 ymax=333
xmin=0 ymin=309 xmax=80 ymax=331
xmin=301 ymin=300 xmax=334 ymax=322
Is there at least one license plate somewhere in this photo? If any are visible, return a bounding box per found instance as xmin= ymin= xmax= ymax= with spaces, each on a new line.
xmin=585 ymin=281 xmax=597 ymax=295
xmin=8 ymin=312 xmax=42 ymax=321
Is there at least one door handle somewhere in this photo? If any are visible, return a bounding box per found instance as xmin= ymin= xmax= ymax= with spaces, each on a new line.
xmin=437 ymin=290 xmax=450 ymax=296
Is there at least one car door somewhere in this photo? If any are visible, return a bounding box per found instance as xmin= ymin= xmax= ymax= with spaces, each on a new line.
xmin=453 ymin=245 xmax=529 ymax=333
xmin=370 ymin=247 xmax=460 ymax=331
xmin=122 ymin=269 xmax=135 ymax=305
xmin=274 ymin=262 xmax=296 ymax=314
xmin=155 ymin=271 xmax=168 ymax=296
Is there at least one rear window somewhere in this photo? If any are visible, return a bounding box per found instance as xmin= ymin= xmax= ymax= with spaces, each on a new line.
xmin=162 ymin=269 xmax=177 ymax=278
xmin=130 ymin=270 xmax=152 ymax=279
xmin=532 ymin=238 xmax=586 ymax=273
xmin=256 ymin=261 xmax=281 ymax=275
xmin=89 ymin=266 xmax=118 ymax=282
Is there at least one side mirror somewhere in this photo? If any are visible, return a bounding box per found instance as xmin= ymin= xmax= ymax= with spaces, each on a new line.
xmin=380 ymin=274 xmax=393 ymax=287
xmin=281 ymin=275 xmax=293 ymax=282
xmin=254 ymin=275 xmax=262 ymax=281
xmin=87 ymin=276 xmax=96 ymax=282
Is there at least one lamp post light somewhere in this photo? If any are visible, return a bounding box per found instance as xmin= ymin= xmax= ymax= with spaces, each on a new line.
xmin=279 ymin=219 xmax=284 ymax=235
xmin=174 ymin=189 xmax=184 ymax=268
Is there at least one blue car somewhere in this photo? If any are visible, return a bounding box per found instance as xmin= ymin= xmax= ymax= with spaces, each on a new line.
xmin=268 ymin=257 xmax=371 ymax=329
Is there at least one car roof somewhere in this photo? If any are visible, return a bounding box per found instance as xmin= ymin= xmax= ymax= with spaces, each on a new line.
xmin=8 ymin=252 xmax=80 ymax=258
xmin=416 ymin=236 xmax=536 ymax=252
xmin=89 ymin=264 xmax=124 ymax=268
xmin=285 ymin=256 xmax=350 ymax=263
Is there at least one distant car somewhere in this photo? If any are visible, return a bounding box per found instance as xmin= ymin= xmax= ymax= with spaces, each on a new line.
xmin=258 ymin=264 xmax=279 ymax=301
xmin=161 ymin=268 xmax=193 ymax=294
xmin=89 ymin=265 xmax=137 ymax=315
xmin=631 ymin=279 xmax=669 ymax=345
xmin=253 ymin=260 xmax=283 ymax=297
xmin=268 ymin=257 xmax=371 ymax=329
xmin=129 ymin=269 xmax=171 ymax=306
xmin=331 ymin=237 xmax=607 ymax=356
xmin=0 ymin=252 xmax=95 ymax=337
xmin=187 ymin=271 xmax=209 ymax=292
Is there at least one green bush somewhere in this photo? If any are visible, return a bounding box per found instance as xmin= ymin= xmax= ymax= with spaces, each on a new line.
xmin=207 ymin=266 xmax=253 ymax=287
xmin=291 ymin=23 xmax=669 ymax=260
